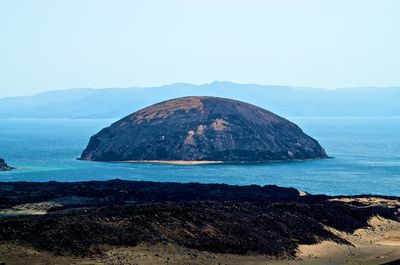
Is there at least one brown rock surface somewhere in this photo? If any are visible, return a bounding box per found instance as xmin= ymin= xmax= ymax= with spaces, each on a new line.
xmin=81 ymin=96 xmax=328 ymax=162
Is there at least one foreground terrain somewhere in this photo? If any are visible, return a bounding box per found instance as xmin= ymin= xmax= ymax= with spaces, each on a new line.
xmin=0 ymin=180 xmax=399 ymax=264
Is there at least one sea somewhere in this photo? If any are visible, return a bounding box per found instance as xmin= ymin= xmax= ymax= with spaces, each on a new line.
xmin=0 ymin=117 xmax=399 ymax=196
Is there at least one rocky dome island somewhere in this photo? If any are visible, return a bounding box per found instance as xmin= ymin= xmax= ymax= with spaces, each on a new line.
xmin=81 ymin=96 xmax=328 ymax=163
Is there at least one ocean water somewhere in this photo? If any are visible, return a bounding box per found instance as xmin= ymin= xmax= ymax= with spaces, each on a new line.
xmin=0 ymin=117 xmax=399 ymax=196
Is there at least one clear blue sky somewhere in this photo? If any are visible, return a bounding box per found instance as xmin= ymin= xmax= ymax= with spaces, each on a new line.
xmin=1 ymin=0 xmax=399 ymax=97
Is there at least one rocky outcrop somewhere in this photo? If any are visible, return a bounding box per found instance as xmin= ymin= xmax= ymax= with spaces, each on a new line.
xmin=0 ymin=158 xmax=13 ymax=171
xmin=81 ymin=96 xmax=328 ymax=162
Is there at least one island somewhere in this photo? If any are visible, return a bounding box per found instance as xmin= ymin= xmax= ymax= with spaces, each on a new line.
xmin=0 ymin=158 xmax=13 ymax=171
xmin=81 ymin=96 xmax=328 ymax=163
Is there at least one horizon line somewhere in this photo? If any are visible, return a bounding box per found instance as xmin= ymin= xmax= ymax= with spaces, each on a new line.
xmin=1 ymin=81 xmax=400 ymax=100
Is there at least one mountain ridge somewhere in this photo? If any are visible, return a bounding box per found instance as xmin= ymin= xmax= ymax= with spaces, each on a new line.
xmin=1 ymin=82 xmax=399 ymax=119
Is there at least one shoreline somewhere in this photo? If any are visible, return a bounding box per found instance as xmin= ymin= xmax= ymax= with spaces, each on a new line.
xmin=81 ymin=156 xmax=332 ymax=165
xmin=118 ymin=160 xmax=224 ymax=165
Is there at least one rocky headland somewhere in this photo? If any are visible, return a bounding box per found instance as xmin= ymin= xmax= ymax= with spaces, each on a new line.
xmin=81 ymin=96 xmax=328 ymax=162
xmin=0 ymin=158 xmax=13 ymax=171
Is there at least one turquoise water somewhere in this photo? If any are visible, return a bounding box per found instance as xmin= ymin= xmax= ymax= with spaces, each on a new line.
xmin=0 ymin=117 xmax=399 ymax=196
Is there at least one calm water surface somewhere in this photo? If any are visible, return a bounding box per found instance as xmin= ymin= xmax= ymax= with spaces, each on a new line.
xmin=0 ymin=117 xmax=399 ymax=196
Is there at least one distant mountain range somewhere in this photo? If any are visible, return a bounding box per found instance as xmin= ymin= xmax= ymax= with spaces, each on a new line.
xmin=0 ymin=82 xmax=399 ymax=119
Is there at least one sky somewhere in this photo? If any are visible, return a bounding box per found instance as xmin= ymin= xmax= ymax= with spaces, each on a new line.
xmin=0 ymin=0 xmax=399 ymax=97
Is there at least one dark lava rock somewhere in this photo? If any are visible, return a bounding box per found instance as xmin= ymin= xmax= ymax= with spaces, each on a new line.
xmin=81 ymin=96 xmax=328 ymax=162
xmin=0 ymin=179 xmax=301 ymax=209
xmin=0 ymin=158 xmax=13 ymax=171
xmin=0 ymin=180 xmax=398 ymax=257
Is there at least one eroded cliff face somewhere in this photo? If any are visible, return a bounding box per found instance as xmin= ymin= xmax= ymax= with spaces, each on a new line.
xmin=0 ymin=158 xmax=13 ymax=171
xmin=81 ymin=96 xmax=328 ymax=162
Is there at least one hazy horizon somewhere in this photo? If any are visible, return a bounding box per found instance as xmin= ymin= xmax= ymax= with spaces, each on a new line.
xmin=1 ymin=0 xmax=400 ymax=97
xmin=2 ymin=81 xmax=400 ymax=100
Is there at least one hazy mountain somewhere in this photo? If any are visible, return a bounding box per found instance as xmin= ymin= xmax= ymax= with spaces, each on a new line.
xmin=0 ymin=82 xmax=399 ymax=119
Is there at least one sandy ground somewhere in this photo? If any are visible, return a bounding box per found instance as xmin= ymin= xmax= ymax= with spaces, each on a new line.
xmin=0 ymin=202 xmax=61 ymax=217
xmin=330 ymin=197 xmax=400 ymax=209
xmin=293 ymin=216 xmax=400 ymax=265
xmin=0 ymin=197 xmax=99 ymax=218
xmin=1 ymin=215 xmax=398 ymax=265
